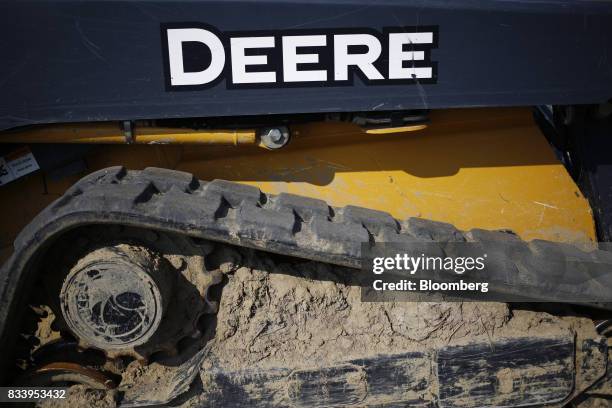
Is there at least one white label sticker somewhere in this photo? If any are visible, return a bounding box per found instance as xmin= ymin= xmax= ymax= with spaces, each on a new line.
xmin=0 ymin=147 xmax=39 ymax=186
xmin=0 ymin=157 xmax=14 ymax=185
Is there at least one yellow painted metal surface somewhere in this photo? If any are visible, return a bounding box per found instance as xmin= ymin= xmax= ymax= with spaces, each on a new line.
xmin=1 ymin=123 xmax=256 ymax=145
xmin=0 ymin=107 xmax=597 ymax=264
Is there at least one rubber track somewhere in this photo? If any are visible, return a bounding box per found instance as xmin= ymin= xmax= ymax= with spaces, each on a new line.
xmin=2 ymin=166 xmax=612 ymax=377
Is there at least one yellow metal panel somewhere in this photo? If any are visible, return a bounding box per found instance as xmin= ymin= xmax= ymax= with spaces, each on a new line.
xmin=0 ymin=107 xmax=597 ymax=265
xmin=82 ymin=107 xmax=596 ymax=247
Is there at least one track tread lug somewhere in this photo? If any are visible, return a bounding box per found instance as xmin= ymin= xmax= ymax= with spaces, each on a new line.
xmin=404 ymin=218 xmax=465 ymax=242
xmin=272 ymin=193 xmax=330 ymax=222
xmin=236 ymin=204 xmax=296 ymax=244
xmin=205 ymin=180 xmax=262 ymax=207
xmin=340 ymin=205 xmax=399 ymax=234
xmin=73 ymin=166 xmax=127 ymax=190
xmin=309 ymin=217 xmax=369 ymax=257
xmin=142 ymin=167 xmax=200 ymax=192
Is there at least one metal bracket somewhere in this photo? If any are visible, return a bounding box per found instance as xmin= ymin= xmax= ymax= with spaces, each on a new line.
xmin=123 ymin=121 xmax=134 ymax=144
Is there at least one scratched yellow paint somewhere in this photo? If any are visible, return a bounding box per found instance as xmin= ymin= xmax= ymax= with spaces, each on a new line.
xmin=175 ymin=107 xmax=596 ymax=246
xmin=0 ymin=107 xmax=597 ymax=264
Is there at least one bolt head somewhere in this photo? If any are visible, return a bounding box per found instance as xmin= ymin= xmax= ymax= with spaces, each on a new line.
xmin=268 ymin=128 xmax=283 ymax=143
xmin=260 ymin=126 xmax=290 ymax=149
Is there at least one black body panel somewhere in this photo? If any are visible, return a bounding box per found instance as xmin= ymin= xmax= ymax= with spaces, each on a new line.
xmin=1 ymin=0 xmax=612 ymax=131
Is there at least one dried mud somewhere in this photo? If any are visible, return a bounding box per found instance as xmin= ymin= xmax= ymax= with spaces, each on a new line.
xmin=37 ymin=245 xmax=597 ymax=407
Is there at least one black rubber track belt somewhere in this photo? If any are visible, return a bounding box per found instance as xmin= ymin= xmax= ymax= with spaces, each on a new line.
xmin=1 ymin=166 xmax=612 ymax=378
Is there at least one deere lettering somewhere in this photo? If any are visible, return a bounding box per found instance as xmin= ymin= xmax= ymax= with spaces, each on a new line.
xmin=161 ymin=23 xmax=438 ymax=90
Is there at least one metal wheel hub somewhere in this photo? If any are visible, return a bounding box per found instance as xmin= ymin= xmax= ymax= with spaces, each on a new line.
xmin=59 ymin=245 xmax=172 ymax=351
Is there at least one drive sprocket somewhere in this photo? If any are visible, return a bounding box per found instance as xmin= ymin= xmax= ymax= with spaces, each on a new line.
xmin=43 ymin=225 xmax=223 ymax=360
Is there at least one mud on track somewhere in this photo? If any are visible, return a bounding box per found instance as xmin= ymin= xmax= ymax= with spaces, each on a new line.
xmin=36 ymin=244 xmax=596 ymax=407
